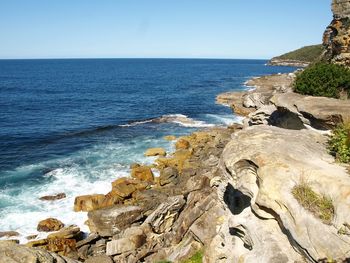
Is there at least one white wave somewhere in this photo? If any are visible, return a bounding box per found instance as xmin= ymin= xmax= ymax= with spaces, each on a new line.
xmin=119 ymin=114 xmax=215 ymax=128
xmin=0 ymin=136 xmax=175 ymax=244
xmin=119 ymin=119 xmax=153 ymax=127
xmin=205 ymin=114 xmax=244 ymax=126
xmin=158 ymin=114 xmax=215 ymax=128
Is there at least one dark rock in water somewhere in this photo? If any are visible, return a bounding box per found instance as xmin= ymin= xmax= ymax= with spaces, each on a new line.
xmin=26 ymin=234 xmax=38 ymax=240
xmin=39 ymin=192 xmax=66 ymax=201
xmin=0 ymin=231 xmax=19 ymax=238
xmin=37 ymin=218 xmax=64 ymax=232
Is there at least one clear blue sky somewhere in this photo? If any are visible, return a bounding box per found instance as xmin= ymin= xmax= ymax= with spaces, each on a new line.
xmin=0 ymin=0 xmax=332 ymax=59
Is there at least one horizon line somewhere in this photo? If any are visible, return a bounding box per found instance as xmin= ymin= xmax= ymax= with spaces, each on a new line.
xmin=0 ymin=57 xmax=270 ymax=61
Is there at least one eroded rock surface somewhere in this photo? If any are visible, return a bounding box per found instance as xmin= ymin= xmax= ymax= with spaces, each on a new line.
xmin=323 ymin=0 xmax=350 ymax=66
xmin=217 ymin=126 xmax=350 ymax=262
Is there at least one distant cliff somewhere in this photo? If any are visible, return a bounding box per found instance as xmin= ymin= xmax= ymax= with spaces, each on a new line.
xmin=323 ymin=0 xmax=350 ymax=66
xmin=268 ymin=45 xmax=324 ymax=67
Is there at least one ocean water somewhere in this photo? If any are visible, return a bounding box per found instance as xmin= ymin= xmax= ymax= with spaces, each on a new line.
xmin=0 ymin=59 xmax=295 ymax=242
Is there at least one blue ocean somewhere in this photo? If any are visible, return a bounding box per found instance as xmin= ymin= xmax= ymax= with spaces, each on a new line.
xmin=0 ymin=59 xmax=295 ymax=241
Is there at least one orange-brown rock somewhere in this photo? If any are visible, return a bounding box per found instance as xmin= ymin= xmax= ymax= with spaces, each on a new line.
xmin=27 ymin=237 xmax=77 ymax=256
xmin=156 ymin=149 xmax=192 ymax=173
xmin=175 ymin=138 xmax=190 ymax=150
xmin=144 ymin=147 xmax=166 ymax=157
xmin=131 ymin=165 xmax=154 ymax=183
xmin=74 ymin=193 xmax=122 ymax=212
xmin=37 ymin=218 xmax=64 ymax=232
xmin=46 ymin=238 xmax=77 ymax=254
xmin=26 ymin=239 xmax=49 ymax=248
xmin=111 ymin=178 xmax=149 ymax=198
xmin=74 ymin=194 xmax=105 ymax=212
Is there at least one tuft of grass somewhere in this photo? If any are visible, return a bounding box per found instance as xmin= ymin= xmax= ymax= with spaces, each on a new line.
xmin=292 ymin=182 xmax=334 ymax=224
xmin=182 ymin=251 xmax=203 ymax=263
xmin=329 ymin=122 xmax=350 ymax=163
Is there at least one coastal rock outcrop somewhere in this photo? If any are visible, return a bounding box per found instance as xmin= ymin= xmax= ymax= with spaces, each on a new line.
xmin=215 ymin=125 xmax=350 ymax=262
xmin=218 ymin=73 xmax=350 ymax=131
xmin=323 ymin=0 xmax=350 ymax=66
xmin=270 ymin=92 xmax=350 ymax=129
xmin=0 ymin=241 xmax=80 ymax=263
xmin=37 ymin=218 xmax=65 ymax=232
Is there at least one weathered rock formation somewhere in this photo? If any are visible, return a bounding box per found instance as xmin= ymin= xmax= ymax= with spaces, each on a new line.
xmin=0 ymin=241 xmax=80 ymax=263
xmin=323 ymin=0 xmax=350 ymax=66
xmin=211 ymin=126 xmax=350 ymax=262
xmin=217 ymin=73 xmax=350 ymax=130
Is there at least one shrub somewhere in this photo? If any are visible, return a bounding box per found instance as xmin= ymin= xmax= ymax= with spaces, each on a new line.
xmin=329 ymin=122 xmax=350 ymax=163
xmin=292 ymin=182 xmax=334 ymax=224
xmin=294 ymin=62 xmax=350 ymax=98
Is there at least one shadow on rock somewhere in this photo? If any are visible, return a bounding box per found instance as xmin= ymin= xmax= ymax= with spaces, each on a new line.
xmin=224 ymin=183 xmax=251 ymax=215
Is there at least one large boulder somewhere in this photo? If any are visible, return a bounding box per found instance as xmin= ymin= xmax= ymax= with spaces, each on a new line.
xmin=156 ymin=149 xmax=192 ymax=172
xmin=143 ymin=195 xmax=185 ymax=234
xmin=110 ymin=178 xmax=149 ymax=198
xmin=130 ymin=165 xmax=155 ymax=183
xmin=74 ymin=194 xmax=122 ymax=212
xmin=270 ymin=92 xmax=350 ymax=130
xmin=37 ymin=218 xmax=64 ymax=232
xmin=0 ymin=242 xmax=79 ymax=263
xmin=106 ymin=234 xmax=146 ymax=256
xmin=87 ymin=205 xmax=144 ymax=237
xmin=159 ymin=167 xmax=179 ymax=186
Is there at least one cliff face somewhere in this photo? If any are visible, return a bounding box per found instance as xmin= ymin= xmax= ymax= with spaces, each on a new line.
xmin=323 ymin=0 xmax=350 ymax=66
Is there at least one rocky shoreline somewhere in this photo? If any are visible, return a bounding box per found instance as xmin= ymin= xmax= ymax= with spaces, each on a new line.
xmin=1 ymin=70 xmax=350 ymax=262
xmin=267 ymin=58 xmax=310 ymax=67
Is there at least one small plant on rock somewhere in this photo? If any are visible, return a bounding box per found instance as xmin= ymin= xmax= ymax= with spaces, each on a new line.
xmin=329 ymin=122 xmax=350 ymax=163
xmin=292 ymin=182 xmax=334 ymax=224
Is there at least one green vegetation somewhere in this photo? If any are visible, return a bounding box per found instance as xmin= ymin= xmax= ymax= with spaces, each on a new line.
xmin=294 ymin=62 xmax=350 ymax=98
xmin=156 ymin=251 xmax=203 ymax=263
xmin=272 ymin=44 xmax=324 ymax=62
xmin=329 ymin=122 xmax=350 ymax=163
xmin=183 ymin=251 xmax=203 ymax=263
xmin=292 ymin=182 xmax=334 ymax=224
